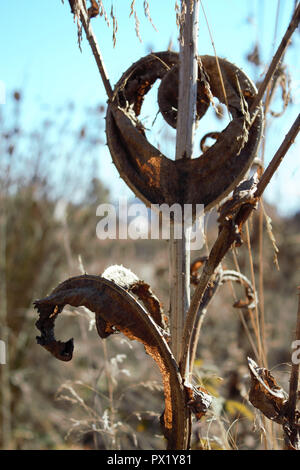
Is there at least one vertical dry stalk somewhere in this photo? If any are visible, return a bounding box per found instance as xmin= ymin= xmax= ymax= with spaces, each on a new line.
xmin=244 ymin=222 xmax=265 ymax=366
xmin=102 ymin=340 xmax=117 ymax=449
xmin=170 ymin=0 xmax=199 ymax=374
xmin=169 ymin=0 xmax=200 ymax=447
xmin=199 ymin=0 xmax=230 ymax=118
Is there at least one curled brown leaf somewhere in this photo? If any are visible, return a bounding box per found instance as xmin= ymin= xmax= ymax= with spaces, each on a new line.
xmin=102 ymin=265 xmax=167 ymax=330
xmin=191 ymin=258 xmax=257 ymax=312
xmin=106 ymin=51 xmax=263 ymax=214
xmin=248 ymin=357 xmax=287 ymax=424
xmin=34 ymin=271 xmax=187 ymax=449
xmin=185 ymin=384 xmax=212 ymax=421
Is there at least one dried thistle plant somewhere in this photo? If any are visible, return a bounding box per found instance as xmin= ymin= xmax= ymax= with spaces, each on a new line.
xmin=33 ymin=1 xmax=300 ymax=450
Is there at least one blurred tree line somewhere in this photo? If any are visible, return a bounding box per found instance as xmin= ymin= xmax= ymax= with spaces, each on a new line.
xmin=0 ymin=91 xmax=169 ymax=449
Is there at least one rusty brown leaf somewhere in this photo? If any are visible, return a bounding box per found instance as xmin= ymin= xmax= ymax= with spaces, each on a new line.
xmin=106 ymin=51 xmax=263 ymax=215
xmin=34 ymin=270 xmax=188 ymax=449
xmin=248 ymin=357 xmax=287 ymax=424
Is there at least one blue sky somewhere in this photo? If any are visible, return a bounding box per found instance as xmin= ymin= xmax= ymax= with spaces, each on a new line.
xmin=0 ymin=0 xmax=299 ymax=215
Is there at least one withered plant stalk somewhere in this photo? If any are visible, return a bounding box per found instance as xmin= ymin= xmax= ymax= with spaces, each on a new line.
xmin=170 ymin=0 xmax=199 ymax=373
xmin=35 ymin=0 xmax=300 ymax=451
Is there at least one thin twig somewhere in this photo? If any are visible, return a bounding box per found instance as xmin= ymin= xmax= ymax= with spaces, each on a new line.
xmin=188 ymin=263 xmax=261 ymax=371
xmin=68 ymin=0 xmax=113 ymax=99
xmin=232 ymin=246 xmax=261 ymax=350
xmin=245 ymin=221 xmax=266 ymax=367
xmin=250 ymin=3 xmax=300 ymax=113
xmin=231 ymin=249 xmax=260 ymax=361
xmin=180 ymin=223 xmax=235 ymax=377
xmin=255 ymin=113 xmax=300 ymax=197
xmin=102 ymin=340 xmax=117 ymax=449
xmin=199 ymin=0 xmax=230 ymax=119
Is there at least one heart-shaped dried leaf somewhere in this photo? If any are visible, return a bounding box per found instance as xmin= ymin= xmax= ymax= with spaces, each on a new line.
xmin=106 ymin=51 xmax=263 ymax=213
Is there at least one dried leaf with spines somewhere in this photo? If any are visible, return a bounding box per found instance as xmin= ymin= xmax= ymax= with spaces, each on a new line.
xmin=247 ymin=357 xmax=287 ymax=424
xmin=106 ymin=51 xmax=263 ymax=216
xmin=218 ymin=173 xmax=260 ymax=247
xmin=102 ymin=265 xmax=167 ymax=330
xmin=190 ymin=258 xmax=257 ymax=311
xmin=185 ymin=383 xmax=212 ymax=420
xmin=34 ymin=271 xmax=188 ymax=449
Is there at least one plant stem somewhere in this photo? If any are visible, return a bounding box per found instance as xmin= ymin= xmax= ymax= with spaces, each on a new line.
xmin=170 ymin=0 xmax=199 ymax=376
xmin=180 ymin=224 xmax=234 ymax=378
xmin=250 ymin=3 xmax=300 ymax=113
xmin=255 ymin=113 xmax=300 ymax=198
xmin=175 ymin=0 xmax=200 ymax=162
xmin=169 ymin=233 xmax=191 ymax=365
xmin=180 ymin=113 xmax=300 ymax=379
xmin=69 ymin=0 xmax=113 ymax=99
xmin=168 ymin=0 xmax=200 ymax=450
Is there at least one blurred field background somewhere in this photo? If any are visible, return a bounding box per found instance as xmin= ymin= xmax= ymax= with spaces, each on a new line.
xmin=0 ymin=0 xmax=299 ymax=450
